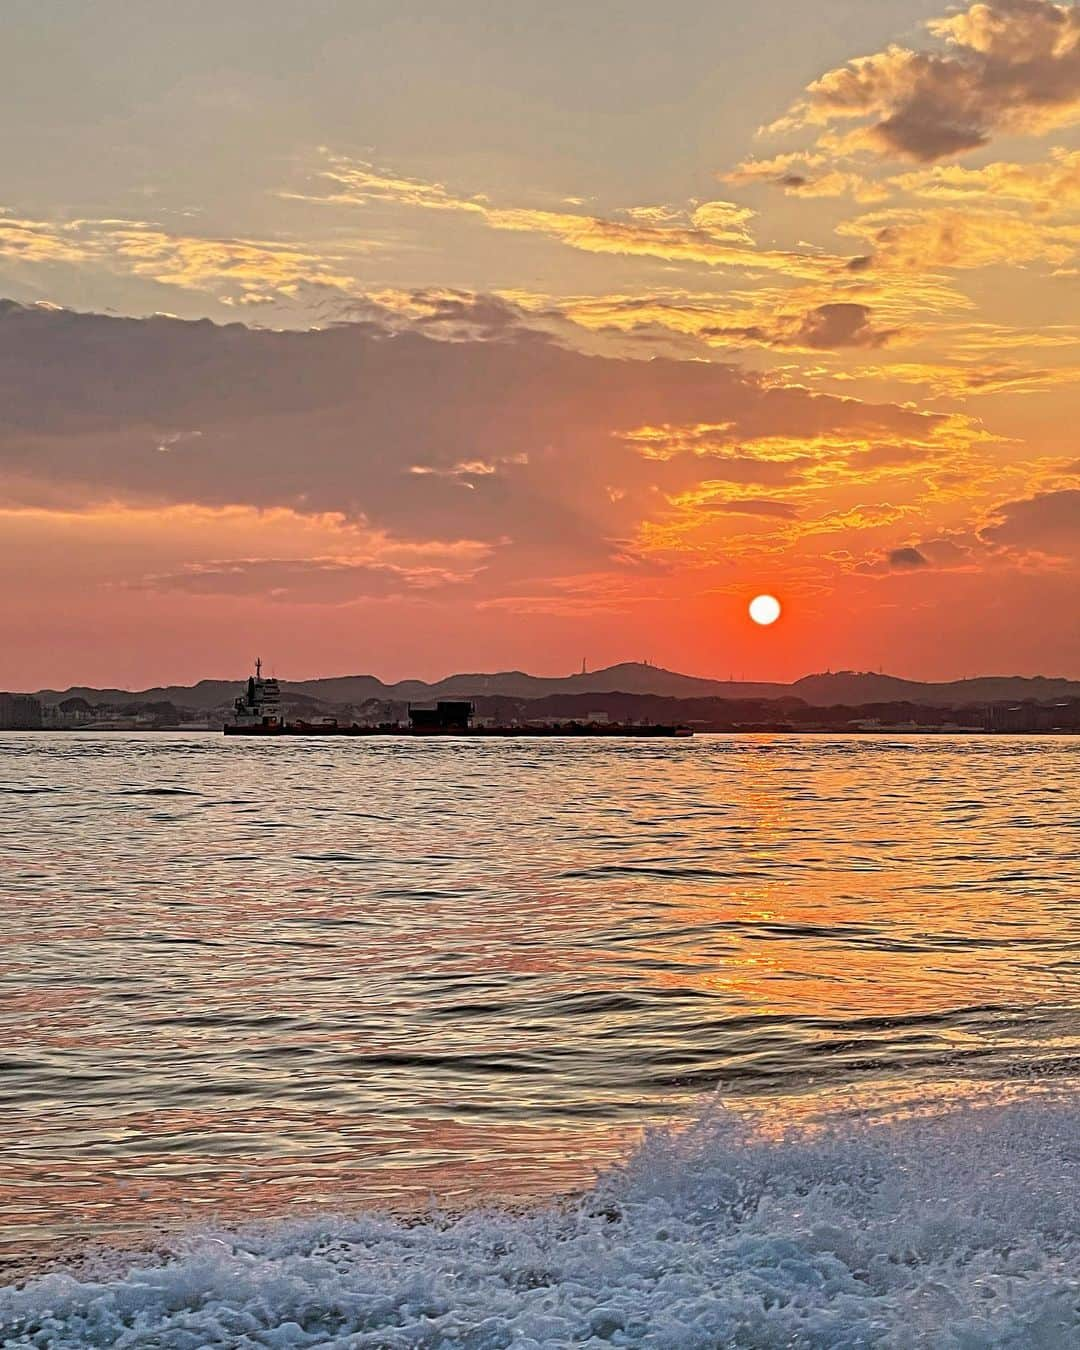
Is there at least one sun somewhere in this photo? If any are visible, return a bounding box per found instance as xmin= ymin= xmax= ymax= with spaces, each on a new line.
xmin=749 ymin=594 xmax=782 ymax=626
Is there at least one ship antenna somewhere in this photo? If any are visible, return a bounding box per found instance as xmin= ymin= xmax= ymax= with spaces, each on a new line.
xmin=255 ymin=657 xmax=262 ymax=679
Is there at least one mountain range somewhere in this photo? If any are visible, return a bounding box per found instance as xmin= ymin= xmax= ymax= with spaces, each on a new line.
xmin=35 ymin=663 xmax=1080 ymax=711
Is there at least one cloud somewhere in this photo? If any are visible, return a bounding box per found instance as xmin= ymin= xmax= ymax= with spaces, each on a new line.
xmin=728 ymin=145 xmax=1080 ymax=217
xmin=838 ymin=206 xmax=1080 ymax=270
xmin=888 ymin=545 xmax=931 ymax=568
xmin=854 ymin=444 xmax=935 ymax=468
xmin=700 ymin=498 xmax=801 ymax=519
xmin=287 ymin=155 xmax=848 ymax=280
xmin=0 ymin=211 xmax=90 ymax=264
xmin=785 ymin=302 xmax=901 ymax=349
xmin=0 ymin=212 xmax=358 ymax=303
xmin=853 ymin=533 xmax=979 ymax=574
xmin=769 ymin=1 xmax=1080 ymax=163
xmin=722 ymin=154 xmax=891 ymax=202
xmin=101 ymin=228 xmax=357 ymax=303
xmin=0 ymin=301 xmax=953 ymax=589
xmin=859 ymin=357 xmax=1080 ymax=397
xmin=980 ymin=488 xmax=1080 ymax=555
xmin=680 ymin=302 xmax=903 ymax=351
xmin=893 ymin=147 xmax=1080 ymax=209
xmin=140 ymin=555 xmax=477 ymax=603
xmin=336 ymin=289 xmax=562 ymax=345
xmin=534 ymin=271 xmax=971 ymax=358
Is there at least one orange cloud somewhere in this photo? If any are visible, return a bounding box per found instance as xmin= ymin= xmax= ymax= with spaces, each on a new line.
xmin=103 ymin=229 xmax=356 ymax=302
xmin=723 ymin=153 xmax=890 ymax=203
xmin=502 ymin=284 xmax=958 ymax=359
xmin=838 ymin=206 xmax=1080 ymax=270
xmin=0 ymin=212 xmax=89 ymax=263
xmin=849 ymin=358 xmax=1080 ymax=397
xmin=893 ymin=148 xmax=1080 ymax=209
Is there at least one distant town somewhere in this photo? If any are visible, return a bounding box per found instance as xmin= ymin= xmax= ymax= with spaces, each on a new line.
xmin=2 ymin=664 xmax=1079 ymax=734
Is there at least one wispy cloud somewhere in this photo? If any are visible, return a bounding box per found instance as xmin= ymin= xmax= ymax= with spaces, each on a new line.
xmin=722 ymin=154 xmax=891 ymax=203
xmin=285 ymin=154 xmax=850 ymax=280
xmin=0 ymin=212 xmax=360 ymax=303
xmin=140 ymin=553 xmax=483 ymax=602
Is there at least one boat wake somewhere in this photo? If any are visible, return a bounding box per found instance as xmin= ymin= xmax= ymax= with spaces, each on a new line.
xmin=2 ymin=1086 xmax=1077 ymax=1348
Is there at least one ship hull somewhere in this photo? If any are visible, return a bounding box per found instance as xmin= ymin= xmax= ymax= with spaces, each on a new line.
xmin=224 ymin=724 xmax=692 ymax=738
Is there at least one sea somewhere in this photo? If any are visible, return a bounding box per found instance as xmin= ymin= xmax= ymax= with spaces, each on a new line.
xmin=0 ymin=732 xmax=1076 ymax=1347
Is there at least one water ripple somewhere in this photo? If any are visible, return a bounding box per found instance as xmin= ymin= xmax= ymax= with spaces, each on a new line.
xmin=0 ymin=731 xmax=1076 ymax=1260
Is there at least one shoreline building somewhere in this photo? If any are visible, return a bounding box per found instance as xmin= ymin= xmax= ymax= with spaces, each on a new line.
xmin=0 ymin=693 xmax=43 ymax=730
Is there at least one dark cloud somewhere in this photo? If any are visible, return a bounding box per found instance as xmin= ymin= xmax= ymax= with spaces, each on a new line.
xmin=0 ymin=300 xmax=946 ymax=582
xmin=888 ymin=545 xmax=931 ymax=569
xmin=857 ymin=534 xmax=977 ymax=575
xmin=706 ymin=302 xmax=899 ymax=351
xmin=335 ymin=290 xmax=552 ymax=344
xmin=788 ymin=303 xmax=899 ymax=350
xmin=872 ymin=107 xmax=991 ymax=164
xmin=980 ymin=488 xmax=1080 ymax=555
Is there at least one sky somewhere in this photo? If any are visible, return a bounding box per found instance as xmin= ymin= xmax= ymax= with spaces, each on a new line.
xmin=2 ymin=0 xmax=1079 ymax=688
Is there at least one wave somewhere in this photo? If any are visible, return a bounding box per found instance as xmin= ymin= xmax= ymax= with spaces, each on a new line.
xmin=3 ymin=1086 xmax=1077 ymax=1348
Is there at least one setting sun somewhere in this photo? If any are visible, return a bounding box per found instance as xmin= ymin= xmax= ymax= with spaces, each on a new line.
xmin=749 ymin=595 xmax=782 ymax=626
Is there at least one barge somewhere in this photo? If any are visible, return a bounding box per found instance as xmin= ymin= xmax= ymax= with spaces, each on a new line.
xmin=224 ymin=662 xmax=692 ymax=738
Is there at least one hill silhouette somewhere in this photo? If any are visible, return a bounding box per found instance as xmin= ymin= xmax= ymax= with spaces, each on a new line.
xmin=35 ymin=662 xmax=1080 ymax=711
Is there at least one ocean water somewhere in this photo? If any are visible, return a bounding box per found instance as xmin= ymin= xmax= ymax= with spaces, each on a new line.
xmin=1 ymin=732 xmax=1077 ymax=1345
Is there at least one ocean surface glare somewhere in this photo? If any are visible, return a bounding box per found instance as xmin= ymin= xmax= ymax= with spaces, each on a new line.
xmin=0 ymin=732 xmax=1077 ymax=1344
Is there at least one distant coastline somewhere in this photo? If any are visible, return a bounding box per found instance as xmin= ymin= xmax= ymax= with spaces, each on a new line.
xmin=30 ymin=661 xmax=1080 ymax=710
xmin=3 ymin=663 xmax=1079 ymax=734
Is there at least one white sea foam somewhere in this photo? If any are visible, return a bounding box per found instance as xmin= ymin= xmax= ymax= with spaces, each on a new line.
xmin=2 ymin=1089 xmax=1077 ymax=1348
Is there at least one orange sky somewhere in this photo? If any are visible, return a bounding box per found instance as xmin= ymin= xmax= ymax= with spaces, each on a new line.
xmin=1 ymin=0 xmax=1078 ymax=688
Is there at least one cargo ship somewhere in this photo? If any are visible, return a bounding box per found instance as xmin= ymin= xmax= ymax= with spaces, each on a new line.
xmin=224 ymin=662 xmax=692 ymax=737
xmin=226 ymin=659 xmax=284 ymax=733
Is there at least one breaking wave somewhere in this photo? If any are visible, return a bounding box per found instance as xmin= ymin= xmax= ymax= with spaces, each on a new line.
xmin=3 ymin=1087 xmax=1077 ymax=1348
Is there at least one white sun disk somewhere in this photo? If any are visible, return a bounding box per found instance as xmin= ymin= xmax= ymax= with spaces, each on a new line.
xmin=749 ymin=594 xmax=782 ymax=626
